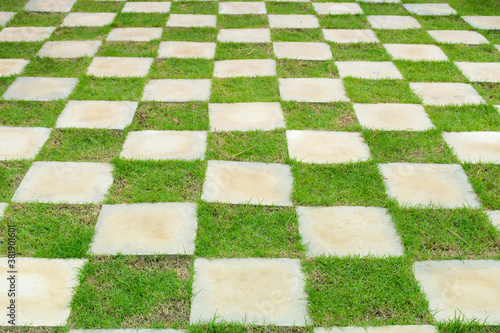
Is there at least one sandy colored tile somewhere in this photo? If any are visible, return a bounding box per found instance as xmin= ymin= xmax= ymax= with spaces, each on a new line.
xmin=142 ymin=79 xmax=211 ymax=102
xmin=201 ymin=160 xmax=293 ymax=206
xmin=122 ymin=1 xmax=171 ymax=13
xmin=315 ymin=326 xmax=438 ymax=333
xmin=455 ymin=62 xmax=500 ymax=83
xmin=273 ymin=42 xmax=332 ymax=60
xmin=313 ymin=3 xmax=363 ymax=15
xmin=61 ymin=13 xmax=116 ymax=27
xmin=0 ymin=27 xmax=55 ymax=42
xmin=214 ymin=59 xmax=276 ymax=78
xmin=120 ymin=130 xmax=207 ymax=160
xmin=89 ymin=202 xmax=197 ymax=255
xmin=384 ymin=44 xmax=448 ymax=61
xmin=487 ymin=211 xmax=500 ymax=229
xmin=427 ymin=30 xmax=489 ymax=45
xmin=3 ymin=76 xmax=78 ymax=101
xmin=323 ymin=29 xmax=379 ymax=43
xmin=24 ymin=0 xmax=76 ymax=12
xmin=166 ymin=14 xmax=216 ymax=27
xmin=403 ymin=4 xmax=456 ymax=16
xmin=218 ymin=2 xmax=266 ymax=14
xmin=279 ymin=78 xmax=349 ymax=102
xmin=209 ymin=102 xmax=285 ymax=131
xmin=462 ymin=16 xmax=500 ymax=30
xmin=0 ymin=126 xmax=51 ymax=161
xmin=353 ymin=103 xmax=434 ymax=131
xmin=336 ymin=61 xmax=403 ymax=79
xmin=37 ymin=40 xmax=101 ymax=58
xmin=0 ymin=258 xmax=85 ymax=326
xmin=55 ymin=100 xmax=138 ymax=129
xmin=107 ymin=27 xmax=163 ymax=42
xmin=268 ymin=15 xmax=319 ymax=28
xmin=158 ymin=41 xmax=216 ymax=58
xmin=12 ymin=161 xmax=113 ymax=204
xmin=0 ymin=12 xmax=16 ymax=26
xmin=87 ymin=57 xmax=153 ymax=77
xmin=287 ymin=130 xmax=370 ymax=164
xmin=367 ymin=15 xmax=421 ymax=29
xmin=218 ymin=28 xmax=271 ymax=43
xmin=0 ymin=59 xmax=29 ymax=77
xmin=414 ymin=260 xmax=500 ymax=324
xmin=442 ymin=132 xmax=500 ymax=164
xmin=0 ymin=202 xmax=7 ymax=218
xmin=379 ymin=163 xmax=481 ymax=208
xmin=190 ymin=258 xmax=309 ymax=325
xmin=410 ymin=82 xmax=485 ymax=106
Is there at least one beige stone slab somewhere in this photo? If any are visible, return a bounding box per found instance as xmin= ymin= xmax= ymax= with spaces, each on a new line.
xmin=403 ymin=4 xmax=456 ymax=16
xmin=61 ymin=13 xmax=116 ymax=27
xmin=12 ymin=161 xmax=113 ymax=204
xmin=158 ymin=41 xmax=216 ymax=58
xmin=56 ymin=100 xmax=138 ymax=129
xmin=0 ymin=59 xmax=29 ymax=76
xmin=427 ymin=30 xmax=489 ymax=45
xmin=24 ymin=0 xmax=76 ymax=12
xmin=190 ymin=258 xmax=309 ymax=325
xmin=166 ymin=14 xmax=216 ymax=27
xmin=0 ymin=126 xmax=51 ymax=160
xmin=287 ymin=130 xmax=370 ymax=164
xmin=496 ymin=45 xmax=500 ymax=52
xmin=89 ymin=202 xmax=197 ymax=255
xmin=367 ymin=15 xmax=421 ymax=29
xmin=442 ymin=132 xmax=500 ymax=164
xmin=462 ymin=16 xmax=500 ymax=30
xmin=201 ymin=160 xmax=293 ymax=206
xmin=379 ymin=163 xmax=481 ymax=208
xmin=336 ymin=61 xmax=403 ymax=79
xmin=218 ymin=28 xmax=271 ymax=43
xmin=279 ymin=78 xmax=349 ymax=103
xmin=297 ymin=206 xmax=403 ymax=257
xmin=322 ymin=29 xmax=379 ymax=43
xmin=384 ymin=44 xmax=448 ymax=61
xmin=455 ymin=62 xmax=500 ymax=83
xmin=410 ymin=82 xmax=485 ymax=106
xmin=120 ymin=130 xmax=207 ymax=160
xmin=313 ymin=3 xmax=363 ymax=15
xmin=273 ymin=42 xmax=332 ymax=60
xmin=37 ymin=40 xmax=102 ymax=58
xmin=142 ymin=79 xmax=211 ymax=102
xmin=3 ymin=77 xmax=78 ymax=101
xmin=268 ymin=15 xmax=319 ymax=28
xmin=487 ymin=211 xmax=500 ymax=229
xmin=218 ymin=2 xmax=266 ymax=14
xmin=315 ymin=326 xmax=438 ymax=333
xmin=214 ymin=59 xmax=276 ymax=78
xmin=0 ymin=258 xmax=85 ymax=326
xmin=414 ymin=260 xmax=500 ymax=324
xmin=353 ymin=103 xmax=434 ymax=131
xmin=0 ymin=27 xmax=55 ymax=42
xmin=209 ymin=102 xmax=285 ymax=131
xmin=107 ymin=28 xmax=162 ymax=42
xmin=0 ymin=202 xmax=7 ymax=219
xmin=0 ymin=12 xmax=16 ymax=26
xmin=122 ymin=1 xmax=171 ymax=13
xmin=87 ymin=57 xmax=153 ymax=77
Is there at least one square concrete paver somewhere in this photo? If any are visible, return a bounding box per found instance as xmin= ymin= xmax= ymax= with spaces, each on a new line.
xmin=279 ymin=78 xmax=349 ymax=102
xmin=410 ymin=82 xmax=485 ymax=106
xmin=12 ymin=161 xmax=113 ymax=204
xmin=120 ymin=130 xmax=207 ymax=160
xmin=0 ymin=27 xmax=55 ymax=42
xmin=0 ymin=258 xmax=85 ymax=326
xmin=462 ymin=16 xmax=500 ymax=30
xmin=367 ymin=15 xmax=421 ymax=29
xmin=158 ymin=41 xmax=216 ymax=58
xmin=273 ymin=42 xmax=332 ymax=60
xmin=3 ymin=77 xmax=78 ymax=101
xmin=384 ymin=44 xmax=448 ymax=61
xmin=24 ymin=0 xmax=76 ymax=12
xmin=37 ymin=40 xmax=102 ymax=58
xmin=313 ymin=3 xmax=363 ymax=15
xmin=336 ymin=61 xmax=403 ymax=79
xmin=403 ymin=3 xmax=456 ymax=16
xmin=190 ymin=258 xmax=309 ymax=325
xmin=107 ymin=28 xmax=163 ymax=42
xmin=353 ymin=103 xmax=434 ymax=131
xmin=455 ymin=62 xmax=500 ymax=82
xmin=268 ymin=15 xmax=319 ymax=28
xmin=315 ymin=326 xmax=438 ymax=333
xmin=0 ymin=126 xmax=51 ymax=160
xmin=442 ymin=132 xmax=500 ymax=164
xmin=219 ymin=2 xmax=266 ymax=14
xmin=55 ymin=100 xmax=138 ymax=129
xmin=166 ymin=14 xmax=217 ymax=27
xmin=89 ymin=202 xmax=197 ymax=255
xmin=214 ymin=59 xmax=276 ymax=78
xmin=287 ymin=130 xmax=370 ymax=164
xmin=379 ymin=163 xmax=481 ymax=208
xmin=122 ymin=1 xmax=171 ymax=13
xmin=201 ymin=160 xmax=293 ymax=206
xmin=413 ymin=260 xmax=500 ymax=324
xmin=209 ymin=102 xmax=285 ymax=131
xmin=0 ymin=12 xmax=16 ymax=26
xmin=218 ymin=28 xmax=271 ymax=43
xmin=0 ymin=202 xmax=6 ymax=218
xmin=0 ymin=59 xmax=29 ymax=76
xmin=87 ymin=57 xmax=153 ymax=77
xmin=487 ymin=211 xmax=500 ymax=229
xmin=61 ymin=13 xmax=116 ymax=27
xmin=142 ymin=79 xmax=211 ymax=102
xmin=427 ymin=30 xmax=489 ymax=45
xmin=297 ymin=206 xmax=403 ymax=257
xmin=322 ymin=29 xmax=379 ymax=43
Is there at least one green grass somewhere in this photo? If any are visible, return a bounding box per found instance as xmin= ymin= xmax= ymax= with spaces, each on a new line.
xmin=271 ymin=28 xmax=324 ymax=42
xmin=265 ymin=2 xmax=314 ymax=15
xmin=425 ymin=105 xmax=500 ymax=132
xmin=210 ymin=77 xmax=280 ymax=103
xmin=0 ymin=0 xmax=29 ymax=11
xmin=217 ymin=14 xmax=268 ymax=29
xmin=113 ymin=13 xmax=168 ymax=27
xmin=0 ymin=42 xmax=44 ymax=58
xmin=415 ymin=15 xmax=474 ymax=30
xmin=318 ymin=15 xmax=370 ymax=29
xmin=276 ymin=60 xmax=339 ymax=78
xmin=7 ymin=11 xmax=66 ymax=27
xmin=50 ymin=27 xmax=112 ymax=41
xmin=394 ymin=61 xmax=467 ymax=82
xmin=282 ymin=102 xmax=361 ymax=131
xmin=71 ymin=0 xmax=122 ymax=12
xmin=375 ymin=29 xmax=436 ymax=44
xmin=164 ymin=27 xmax=218 ymax=42
xmin=464 ymin=164 xmax=500 ymax=210
xmin=329 ymin=43 xmax=391 ymax=61
xmin=440 ymin=44 xmax=500 ymax=62
xmin=71 ymin=77 xmax=147 ymax=101
xmin=97 ymin=41 xmax=159 ymax=57
xmin=171 ymin=1 xmax=219 ymax=14
xmin=0 ymin=101 xmax=66 ymax=127
xmin=150 ymin=58 xmax=214 ymax=79
xmin=23 ymin=57 xmax=92 ymax=77
xmin=0 ymin=161 xmax=31 ymax=201
xmin=215 ymin=43 xmax=273 ymax=60
xmin=359 ymin=3 xmax=409 ymax=15
xmin=344 ymin=78 xmax=422 ymax=103
xmin=472 ymin=83 xmax=500 ymax=104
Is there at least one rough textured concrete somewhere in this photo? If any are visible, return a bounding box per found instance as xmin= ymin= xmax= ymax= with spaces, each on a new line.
xmin=462 ymin=16 xmax=500 ymax=30
xmin=61 ymin=13 xmax=116 ymax=27
xmin=0 ymin=27 xmax=55 ymax=42
xmin=0 ymin=126 xmax=51 ymax=160
xmin=403 ymin=4 xmax=456 ymax=16
xmin=122 ymin=2 xmax=171 ymax=13
xmin=313 ymin=3 xmax=363 ymax=15
xmin=367 ymin=15 xmax=421 ymax=29
xmin=322 ymin=29 xmax=379 ymax=43
xmin=218 ymin=2 xmax=266 ymax=14
xmin=87 ymin=57 xmax=153 ymax=77
xmin=213 ymin=59 xmax=276 ymax=78
xmin=273 ymin=42 xmax=332 ymax=60
xmin=106 ymin=28 xmax=163 ymax=42
xmin=209 ymin=102 xmax=285 ymax=131
xmin=166 ymin=14 xmax=216 ymax=27
xmin=0 ymin=59 xmax=29 ymax=76
xmin=384 ymin=44 xmax=448 ymax=61
xmin=142 ymin=79 xmax=211 ymax=102
xmin=353 ymin=103 xmax=434 ymax=131
xmin=158 ymin=41 xmax=216 ymax=58
xmin=442 ymin=132 xmax=500 ymax=164
xmin=488 ymin=211 xmax=500 ymax=229
xmin=3 ymin=77 xmax=78 ymax=101
xmin=455 ymin=62 xmax=500 ymax=82
xmin=427 ymin=30 xmax=489 ymax=44
xmin=0 ymin=12 xmax=16 ymax=26
xmin=336 ymin=61 xmax=403 ymax=79
xmin=279 ymin=78 xmax=349 ymax=102
xmin=37 ymin=40 xmax=102 ymax=58
xmin=0 ymin=202 xmax=7 ymax=218
xmin=218 ymin=28 xmax=271 ymax=43
xmin=24 ymin=0 xmax=76 ymax=12
xmin=410 ymin=82 xmax=485 ymax=106
xmin=268 ymin=15 xmax=319 ymax=28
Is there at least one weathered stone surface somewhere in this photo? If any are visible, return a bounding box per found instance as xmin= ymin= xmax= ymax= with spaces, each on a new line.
xmin=427 ymin=30 xmax=489 ymax=45
xmin=0 ymin=59 xmax=29 ymax=76
xmin=209 ymin=102 xmax=285 ymax=131
xmin=3 ymin=77 xmax=78 ymax=101
xmin=61 ymin=13 xmax=116 ymax=27
xmin=287 ymin=130 xmax=370 ymax=164
xmin=414 ymin=260 xmax=500 ymax=324
xmin=442 ymin=132 xmax=500 ymax=164
xmin=37 ymin=40 xmax=101 ymax=58
xmin=120 ymin=130 xmax=207 ymax=160
xmin=12 ymin=162 xmax=113 ymax=204
xmin=142 ymin=79 xmax=211 ymax=102
xmin=279 ymin=78 xmax=349 ymax=102
xmin=122 ymin=1 xmax=171 ymax=13
xmin=218 ymin=2 xmax=266 ymax=14
xmin=24 ymin=0 xmax=76 ymax=12
xmin=384 ymin=44 xmax=448 ymax=61
xmin=353 ymin=103 xmax=434 ymax=131
xmin=87 ymin=57 xmax=153 ymax=77
xmin=218 ymin=28 xmax=271 ymax=43
xmin=273 ymin=42 xmax=332 ymax=60
xmin=0 ymin=12 xmax=16 ymax=26
xmin=313 ymin=3 xmax=363 ymax=15
xmin=89 ymin=202 xmax=197 ymax=255
xmin=190 ymin=258 xmax=309 ymax=325
xmin=367 ymin=15 xmax=421 ymax=29
xmin=107 ymin=28 xmax=162 ymax=42
xmin=410 ymin=82 xmax=485 ymax=106
xmin=315 ymin=326 xmax=438 ymax=333
xmin=56 ymin=100 xmax=138 ymax=129
xmin=403 ymin=3 xmax=456 ymax=16
xmin=0 ymin=27 xmax=55 ymax=42
xmin=166 ymin=14 xmax=216 ymax=27
xmin=214 ymin=59 xmax=276 ymax=78
xmin=379 ymin=163 xmax=481 ymax=208
xmin=158 ymin=41 xmax=216 ymax=58
xmin=0 ymin=126 xmax=51 ymax=160
xmin=462 ymin=16 xmax=500 ymax=30
xmin=455 ymin=62 xmax=500 ymax=82
xmin=268 ymin=15 xmax=319 ymax=28
xmin=336 ymin=61 xmax=403 ymax=79
xmin=0 ymin=203 xmax=7 ymax=218
xmin=322 ymin=29 xmax=379 ymax=43
xmin=201 ymin=160 xmax=293 ymax=206
xmin=488 ymin=211 xmax=500 ymax=229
